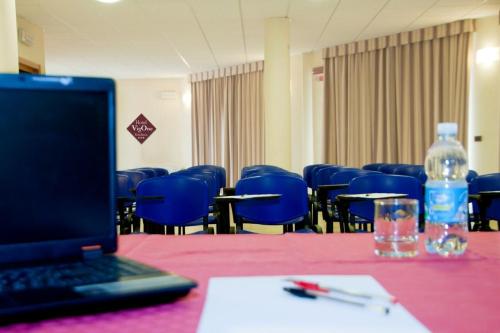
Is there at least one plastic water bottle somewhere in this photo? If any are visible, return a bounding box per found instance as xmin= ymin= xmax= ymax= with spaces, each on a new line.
xmin=424 ymin=123 xmax=468 ymax=256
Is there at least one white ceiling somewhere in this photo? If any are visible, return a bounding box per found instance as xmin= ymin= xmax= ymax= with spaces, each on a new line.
xmin=15 ymin=0 xmax=500 ymax=79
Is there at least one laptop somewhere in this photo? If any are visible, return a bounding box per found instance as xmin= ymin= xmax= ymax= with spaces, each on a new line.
xmin=0 ymin=74 xmax=196 ymax=323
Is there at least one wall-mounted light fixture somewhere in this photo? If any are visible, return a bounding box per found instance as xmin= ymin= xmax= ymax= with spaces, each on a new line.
xmin=476 ymin=47 xmax=500 ymax=66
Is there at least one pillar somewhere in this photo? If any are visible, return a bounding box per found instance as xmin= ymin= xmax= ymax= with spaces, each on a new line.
xmin=264 ymin=17 xmax=291 ymax=169
xmin=0 ymin=0 xmax=19 ymax=73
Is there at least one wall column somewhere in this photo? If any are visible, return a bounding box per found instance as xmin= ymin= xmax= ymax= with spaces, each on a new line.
xmin=264 ymin=17 xmax=291 ymax=169
xmin=468 ymin=16 xmax=500 ymax=174
xmin=0 ymin=0 xmax=19 ymax=73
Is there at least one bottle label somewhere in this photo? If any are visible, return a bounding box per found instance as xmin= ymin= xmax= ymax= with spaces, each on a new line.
xmin=425 ymin=185 xmax=468 ymax=224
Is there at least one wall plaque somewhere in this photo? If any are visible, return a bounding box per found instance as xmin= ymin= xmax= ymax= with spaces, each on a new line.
xmin=127 ymin=114 xmax=156 ymax=144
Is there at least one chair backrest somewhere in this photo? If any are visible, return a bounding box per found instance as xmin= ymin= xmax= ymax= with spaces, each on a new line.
xmin=471 ymin=173 xmax=500 ymax=219
xmin=189 ymin=165 xmax=226 ymax=189
xmin=117 ymin=170 xmax=148 ymax=189
xmin=241 ymin=165 xmax=286 ymax=179
xmin=362 ymin=163 xmax=385 ymax=171
xmin=348 ymin=174 xmax=423 ymax=221
xmin=466 ymin=170 xmax=479 ymax=183
xmin=234 ymin=174 xmax=309 ymax=225
xmin=173 ymin=170 xmax=218 ymax=205
xmin=393 ymin=165 xmax=426 ymax=184
xmin=379 ymin=164 xmax=407 ymax=174
xmin=131 ymin=167 xmax=157 ymax=178
xmin=135 ymin=175 xmax=208 ymax=226
xmin=116 ymin=174 xmax=132 ymax=197
xmin=303 ymin=164 xmax=328 ymax=188
xmin=150 ymin=168 xmax=169 ymax=177
xmin=312 ymin=166 xmax=345 ymax=190
xmin=327 ymin=169 xmax=380 ymax=201
xmin=309 ymin=165 xmax=338 ymax=190
xmin=244 ymin=169 xmax=302 ymax=179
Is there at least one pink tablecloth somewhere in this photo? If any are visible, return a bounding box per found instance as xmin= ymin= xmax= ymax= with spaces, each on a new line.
xmin=4 ymin=233 xmax=500 ymax=332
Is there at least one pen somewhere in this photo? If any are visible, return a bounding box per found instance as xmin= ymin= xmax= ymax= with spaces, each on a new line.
xmin=285 ymin=279 xmax=397 ymax=304
xmin=283 ymin=287 xmax=390 ymax=315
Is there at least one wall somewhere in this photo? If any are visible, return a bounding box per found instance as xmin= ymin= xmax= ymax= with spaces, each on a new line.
xmin=468 ymin=16 xmax=500 ymax=175
xmin=116 ymin=78 xmax=192 ymax=172
xmin=17 ymin=16 xmax=45 ymax=72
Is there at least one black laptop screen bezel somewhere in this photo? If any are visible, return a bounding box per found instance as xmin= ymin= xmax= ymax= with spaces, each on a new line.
xmin=0 ymin=74 xmax=117 ymax=265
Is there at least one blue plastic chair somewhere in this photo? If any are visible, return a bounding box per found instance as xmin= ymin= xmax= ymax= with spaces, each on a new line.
xmin=116 ymin=174 xmax=132 ymax=198
xmin=244 ymin=169 xmax=302 ymax=179
xmin=318 ymin=169 xmax=381 ymax=233
xmin=131 ymin=168 xmax=157 ymax=178
xmin=469 ymin=173 xmax=500 ymax=231
xmin=117 ymin=170 xmax=148 ymax=190
xmin=172 ymin=170 xmax=218 ymax=209
xmin=303 ymin=164 xmax=329 ymax=189
xmin=241 ymin=165 xmax=286 ymax=179
xmin=188 ymin=165 xmax=226 ymax=192
xmin=135 ymin=175 xmax=214 ymax=235
xmin=116 ymin=174 xmax=133 ymax=233
xmin=312 ymin=166 xmax=344 ymax=191
xmin=234 ymin=174 xmax=317 ymax=233
xmin=347 ymin=174 xmax=423 ymax=232
xmin=379 ymin=164 xmax=407 ymax=174
xmin=310 ymin=166 xmax=345 ymax=225
xmin=150 ymin=168 xmax=169 ymax=177
xmin=393 ymin=165 xmax=424 ymax=177
xmin=362 ymin=163 xmax=386 ymax=171
xmin=327 ymin=169 xmax=381 ymax=202
xmin=116 ymin=170 xmax=149 ymax=231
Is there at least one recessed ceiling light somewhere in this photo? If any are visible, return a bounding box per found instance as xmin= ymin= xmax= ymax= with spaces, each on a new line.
xmin=96 ymin=0 xmax=122 ymax=4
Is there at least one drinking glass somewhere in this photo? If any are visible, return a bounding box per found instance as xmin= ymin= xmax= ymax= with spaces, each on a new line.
xmin=374 ymin=199 xmax=419 ymax=258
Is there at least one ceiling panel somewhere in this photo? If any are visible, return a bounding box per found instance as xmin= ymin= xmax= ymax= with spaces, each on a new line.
xmin=136 ymin=1 xmax=217 ymax=72
xmin=464 ymin=3 xmax=500 ymax=17
xmin=242 ymin=0 xmax=290 ymax=63
xmin=15 ymin=0 xmax=500 ymax=78
xmin=317 ymin=0 xmax=388 ymax=48
xmin=186 ymin=0 xmax=246 ymax=67
xmin=288 ymin=0 xmax=340 ymax=54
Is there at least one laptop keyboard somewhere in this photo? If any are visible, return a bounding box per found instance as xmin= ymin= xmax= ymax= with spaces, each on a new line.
xmin=0 ymin=256 xmax=162 ymax=293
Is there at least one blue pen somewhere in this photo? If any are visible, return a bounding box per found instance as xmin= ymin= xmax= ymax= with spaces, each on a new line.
xmin=283 ymin=287 xmax=390 ymax=315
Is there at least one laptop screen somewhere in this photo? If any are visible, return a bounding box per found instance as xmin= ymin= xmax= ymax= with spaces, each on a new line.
xmin=0 ymin=77 xmax=114 ymax=248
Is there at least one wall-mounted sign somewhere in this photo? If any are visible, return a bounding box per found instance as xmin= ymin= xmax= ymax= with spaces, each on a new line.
xmin=127 ymin=114 xmax=156 ymax=144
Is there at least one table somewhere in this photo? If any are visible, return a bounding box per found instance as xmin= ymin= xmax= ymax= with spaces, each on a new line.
xmin=4 ymin=233 xmax=500 ymax=333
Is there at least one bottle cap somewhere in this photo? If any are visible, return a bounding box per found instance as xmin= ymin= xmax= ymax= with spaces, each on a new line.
xmin=437 ymin=122 xmax=458 ymax=135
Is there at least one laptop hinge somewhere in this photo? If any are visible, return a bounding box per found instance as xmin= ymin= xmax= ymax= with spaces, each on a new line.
xmin=81 ymin=245 xmax=103 ymax=260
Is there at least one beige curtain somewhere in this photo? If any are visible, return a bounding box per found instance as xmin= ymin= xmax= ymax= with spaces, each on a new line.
xmin=323 ymin=20 xmax=474 ymax=167
xmin=191 ymin=62 xmax=264 ymax=186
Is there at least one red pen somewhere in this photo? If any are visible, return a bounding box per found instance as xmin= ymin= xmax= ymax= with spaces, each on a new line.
xmin=283 ymin=287 xmax=390 ymax=315
xmin=285 ymin=279 xmax=398 ymax=304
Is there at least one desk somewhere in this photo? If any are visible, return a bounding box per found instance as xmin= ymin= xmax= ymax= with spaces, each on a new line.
xmin=4 ymin=233 xmax=500 ymax=333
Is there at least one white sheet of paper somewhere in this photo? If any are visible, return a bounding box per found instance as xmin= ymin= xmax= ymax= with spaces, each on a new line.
xmin=197 ymin=275 xmax=430 ymax=333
